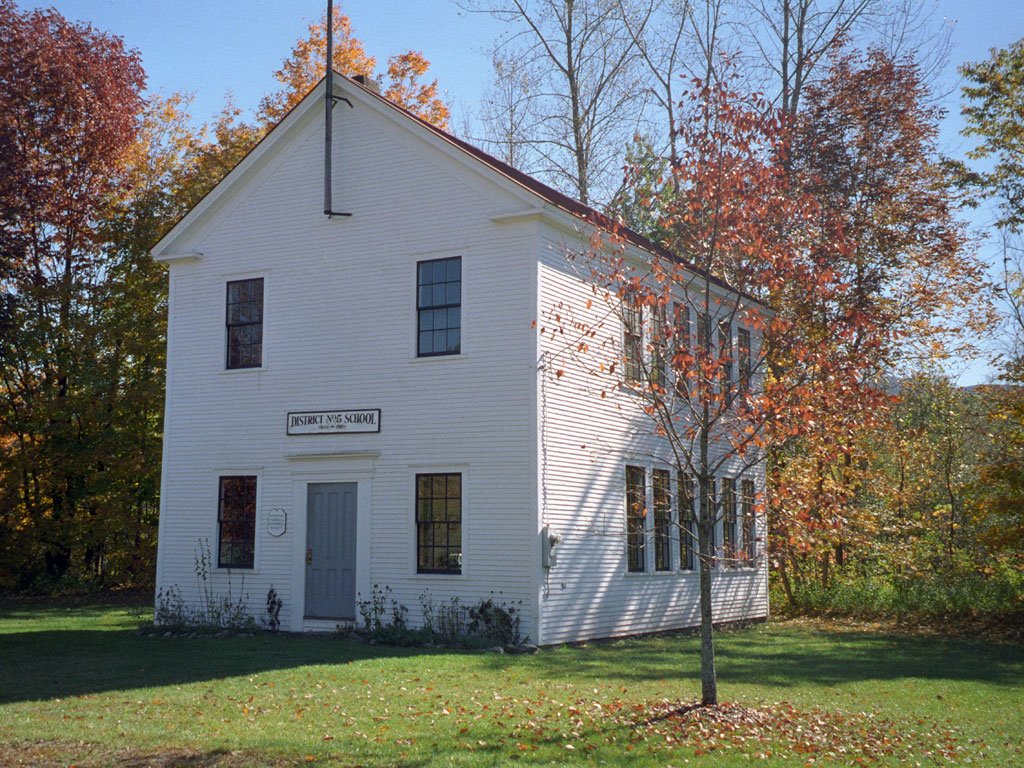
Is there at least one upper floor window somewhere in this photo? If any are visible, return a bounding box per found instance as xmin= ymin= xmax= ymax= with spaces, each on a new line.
xmin=738 ymin=327 xmax=752 ymax=395
xmin=417 ymin=257 xmax=461 ymax=356
xmin=226 ymin=278 xmax=264 ymax=369
xmin=623 ymin=302 xmax=643 ymax=384
xmin=718 ymin=320 xmax=733 ymax=396
xmin=673 ymin=302 xmax=691 ymax=397
xmin=218 ymin=475 xmax=256 ymax=569
xmin=650 ymin=305 xmax=668 ymax=391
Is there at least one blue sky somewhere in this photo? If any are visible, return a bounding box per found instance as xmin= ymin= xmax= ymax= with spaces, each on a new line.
xmin=31 ymin=0 xmax=1024 ymax=383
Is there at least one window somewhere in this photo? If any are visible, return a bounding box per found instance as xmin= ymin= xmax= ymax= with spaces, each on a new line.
xmin=718 ymin=320 xmax=733 ymax=398
xmin=741 ymin=478 xmax=757 ymax=563
xmin=703 ymin=478 xmax=718 ymax=567
xmin=625 ymin=465 xmax=646 ymax=572
xmin=738 ymin=327 xmax=752 ymax=396
xmin=416 ymin=473 xmax=462 ymax=574
xmin=678 ymin=472 xmax=696 ymax=570
xmin=623 ymin=302 xmax=643 ymax=384
xmin=417 ymin=257 xmax=461 ymax=356
xmin=721 ymin=477 xmax=737 ymax=566
xmin=226 ymin=278 xmax=264 ymax=369
xmin=696 ymin=311 xmax=710 ymax=389
xmin=653 ymin=468 xmax=672 ymax=571
xmin=651 ymin=305 xmax=667 ymax=391
xmin=218 ymin=476 xmax=257 ymax=568
xmin=673 ymin=302 xmax=691 ymax=397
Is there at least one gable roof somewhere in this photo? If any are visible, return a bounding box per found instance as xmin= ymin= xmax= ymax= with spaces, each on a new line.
xmin=347 ymin=78 xmax=765 ymax=308
xmin=152 ymin=72 xmax=764 ymax=309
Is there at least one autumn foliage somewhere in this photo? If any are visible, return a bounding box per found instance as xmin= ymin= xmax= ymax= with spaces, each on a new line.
xmin=0 ymin=0 xmax=151 ymax=586
xmin=258 ymin=6 xmax=449 ymax=129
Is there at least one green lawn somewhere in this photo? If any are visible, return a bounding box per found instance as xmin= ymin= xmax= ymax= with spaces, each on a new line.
xmin=0 ymin=602 xmax=1022 ymax=767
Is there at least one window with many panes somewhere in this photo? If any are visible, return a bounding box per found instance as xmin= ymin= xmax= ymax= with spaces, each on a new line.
xmin=653 ymin=468 xmax=672 ymax=571
xmin=673 ymin=302 xmax=691 ymax=396
xmin=417 ymin=257 xmax=461 ymax=356
xmin=651 ymin=306 xmax=667 ymax=391
xmin=625 ymin=465 xmax=647 ymax=572
xmin=416 ymin=473 xmax=462 ymax=573
xmin=741 ymin=478 xmax=757 ymax=563
xmin=721 ymin=477 xmax=737 ymax=565
xmin=696 ymin=311 xmax=710 ymax=382
xmin=226 ymin=278 xmax=264 ymax=369
xmin=623 ymin=302 xmax=643 ymax=384
xmin=218 ymin=476 xmax=257 ymax=568
xmin=718 ymin=320 xmax=733 ymax=398
xmin=738 ymin=327 xmax=752 ymax=396
xmin=705 ymin=478 xmax=718 ymax=566
xmin=679 ymin=472 xmax=696 ymax=570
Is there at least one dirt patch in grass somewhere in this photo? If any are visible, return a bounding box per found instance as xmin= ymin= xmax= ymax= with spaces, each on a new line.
xmin=0 ymin=741 xmax=298 ymax=768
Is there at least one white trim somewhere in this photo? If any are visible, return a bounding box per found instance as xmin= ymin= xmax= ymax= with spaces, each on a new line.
xmin=154 ymin=251 xmax=202 ymax=265
xmin=286 ymin=451 xmax=380 ymax=462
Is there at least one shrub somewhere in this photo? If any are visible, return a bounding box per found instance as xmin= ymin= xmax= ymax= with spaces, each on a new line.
xmin=352 ymin=588 xmax=526 ymax=648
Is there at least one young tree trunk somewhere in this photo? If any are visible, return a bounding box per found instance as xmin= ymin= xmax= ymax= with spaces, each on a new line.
xmin=699 ymin=549 xmax=718 ymax=705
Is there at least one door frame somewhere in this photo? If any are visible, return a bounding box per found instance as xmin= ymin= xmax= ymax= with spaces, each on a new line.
xmin=287 ymin=452 xmax=376 ymax=631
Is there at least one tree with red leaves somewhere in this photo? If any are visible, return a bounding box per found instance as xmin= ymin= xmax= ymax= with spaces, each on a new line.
xmin=0 ymin=0 xmax=146 ymax=583
xmin=772 ymin=47 xmax=994 ymax=598
xmin=542 ymin=70 xmax=854 ymax=705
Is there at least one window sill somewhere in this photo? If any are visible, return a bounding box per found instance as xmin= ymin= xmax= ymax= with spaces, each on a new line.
xmin=218 ymin=366 xmax=267 ymax=375
xmin=410 ymin=354 xmax=468 ymax=363
xmin=624 ymin=569 xmax=698 ymax=578
xmin=413 ymin=571 xmax=469 ymax=580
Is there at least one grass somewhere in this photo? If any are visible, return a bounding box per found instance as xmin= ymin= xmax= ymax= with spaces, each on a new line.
xmin=0 ymin=601 xmax=1022 ymax=766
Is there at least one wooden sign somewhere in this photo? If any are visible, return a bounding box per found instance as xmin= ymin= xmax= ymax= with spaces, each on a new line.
xmin=286 ymin=409 xmax=381 ymax=435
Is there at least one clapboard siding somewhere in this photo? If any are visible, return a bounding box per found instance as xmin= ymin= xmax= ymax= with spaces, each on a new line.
xmin=156 ymin=76 xmax=767 ymax=645
xmin=156 ymin=81 xmax=541 ymax=637
xmin=535 ymin=227 xmax=768 ymax=645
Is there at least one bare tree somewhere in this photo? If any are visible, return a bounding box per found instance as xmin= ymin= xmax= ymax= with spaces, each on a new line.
xmin=615 ymin=0 xmax=732 ymax=167
xmin=465 ymin=0 xmax=650 ymax=206
xmin=479 ymin=49 xmax=538 ymax=168
xmin=738 ymin=0 xmax=952 ymax=118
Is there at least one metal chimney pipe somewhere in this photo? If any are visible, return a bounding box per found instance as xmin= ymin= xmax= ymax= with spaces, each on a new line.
xmin=323 ymin=0 xmax=351 ymax=217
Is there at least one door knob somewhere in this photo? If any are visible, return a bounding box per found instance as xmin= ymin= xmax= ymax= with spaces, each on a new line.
xmin=306 ymin=548 xmax=313 ymax=565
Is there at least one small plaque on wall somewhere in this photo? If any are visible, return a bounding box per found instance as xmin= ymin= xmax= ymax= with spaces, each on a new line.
xmin=267 ymin=509 xmax=287 ymax=537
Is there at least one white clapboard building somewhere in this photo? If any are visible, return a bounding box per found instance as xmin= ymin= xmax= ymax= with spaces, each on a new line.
xmin=151 ymin=74 xmax=768 ymax=643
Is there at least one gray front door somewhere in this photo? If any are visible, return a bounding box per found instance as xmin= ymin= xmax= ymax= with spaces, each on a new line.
xmin=305 ymin=482 xmax=357 ymax=620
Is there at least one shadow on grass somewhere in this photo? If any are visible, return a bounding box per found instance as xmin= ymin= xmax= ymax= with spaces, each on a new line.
xmin=0 ymin=624 xmax=434 ymax=706
xmin=2 ymin=603 xmax=1022 ymax=708
xmin=496 ymin=624 xmax=1024 ymax=691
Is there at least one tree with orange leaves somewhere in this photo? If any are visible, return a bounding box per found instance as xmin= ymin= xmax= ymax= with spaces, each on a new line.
xmin=383 ymin=51 xmax=450 ymax=129
xmin=771 ymin=46 xmax=995 ymax=599
xmin=542 ymin=70 xmax=856 ymax=705
xmin=258 ymin=6 xmax=448 ymax=129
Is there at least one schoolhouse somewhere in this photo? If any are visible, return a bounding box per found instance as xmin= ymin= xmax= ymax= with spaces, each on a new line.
xmin=151 ymin=73 xmax=768 ymax=643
